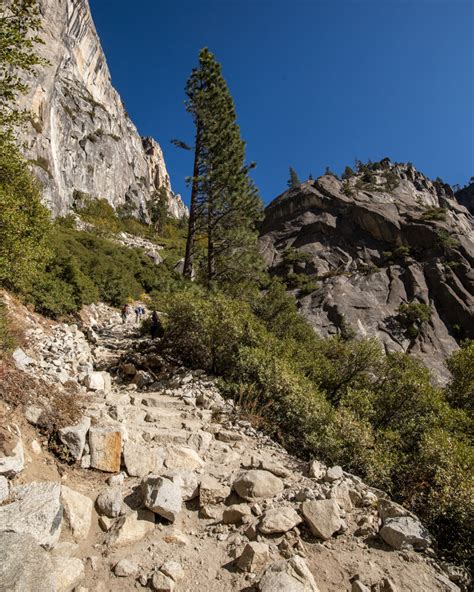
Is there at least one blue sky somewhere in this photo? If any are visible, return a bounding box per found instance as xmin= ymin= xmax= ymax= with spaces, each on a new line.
xmin=90 ymin=0 xmax=473 ymax=206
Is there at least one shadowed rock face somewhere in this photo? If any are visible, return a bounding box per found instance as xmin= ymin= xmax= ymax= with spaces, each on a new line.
xmin=455 ymin=182 xmax=474 ymax=215
xmin=260 ymin=161 xmax=474 ymax=381
xmin=17 ymin=0 xmax=187 ymax=220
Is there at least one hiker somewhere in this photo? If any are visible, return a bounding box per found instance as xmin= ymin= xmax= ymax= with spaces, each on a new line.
xmin=121 ymin=304 xmax=129 ymax=324
xmin=150 ymin=310 xmax=162 ymax=339
xmin=135 ymin=304 xmax=145 ymax=323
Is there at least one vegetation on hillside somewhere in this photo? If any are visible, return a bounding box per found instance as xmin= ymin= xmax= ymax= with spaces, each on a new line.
xmin=155 ymin=281 xmax=473 ymax=568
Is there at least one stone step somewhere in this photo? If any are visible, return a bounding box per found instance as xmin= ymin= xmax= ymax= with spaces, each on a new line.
xmin=127 ymin=426 xmax=191 ymax=445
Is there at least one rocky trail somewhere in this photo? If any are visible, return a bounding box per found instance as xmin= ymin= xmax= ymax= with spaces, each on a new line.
xmin=0 ymin=302 xmax=468 ymax=591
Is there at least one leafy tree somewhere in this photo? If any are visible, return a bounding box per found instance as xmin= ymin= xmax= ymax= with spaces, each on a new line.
xmin=182 ymin=48 xmax=263 ymax=288
xmin=446 ymin=340 xmax=474 ymax=415
xmin=397 ymin=301 xmax=432 ymax=339
xmin=0 ymin=0 xmax=46 ymax=135
xmin=287 ymin=166 xmax=301 ymax=188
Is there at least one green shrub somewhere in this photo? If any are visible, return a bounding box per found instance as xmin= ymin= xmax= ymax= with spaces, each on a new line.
xmin=397 ymin=301 xmax=432 ymax=338
xmin=446 ymin=340 xmax=474 ymax=415
xmin=422 ymin=207 xmax=447 ymax=221
xmin=0 ymin=300 xmax=15 ymax=359
xmin=0 ymin=135 xmax=52 ymax=294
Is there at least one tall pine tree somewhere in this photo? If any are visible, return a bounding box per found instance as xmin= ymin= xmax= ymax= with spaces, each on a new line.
xmin=183 ymin=48 xmax=263 ymax=288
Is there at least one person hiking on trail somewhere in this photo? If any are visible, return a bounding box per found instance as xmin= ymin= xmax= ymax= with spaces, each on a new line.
xmin=150 ymin=310 xmax=162 ymax=339
xmin=134 ymin=306 xmax=140 ymax=323
xmin=121 ymin=304 xmax=129 ymax=324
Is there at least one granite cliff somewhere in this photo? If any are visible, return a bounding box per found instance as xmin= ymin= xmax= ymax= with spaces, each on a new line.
xmin=260 ymin=160 xmax=474 ymax=380
xmin=17 ymin=0 xmax=186 ymax=219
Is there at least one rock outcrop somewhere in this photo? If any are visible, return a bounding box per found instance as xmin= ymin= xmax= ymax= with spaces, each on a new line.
xmin=260 ymin=161 xmax=474 ymax=380
xmin=455 ymin=181 xmax=474 ymax=214
xmin=17 ymin=0 xmax=187 ymax=220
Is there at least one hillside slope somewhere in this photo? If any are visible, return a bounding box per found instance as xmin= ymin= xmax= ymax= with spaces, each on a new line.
xmin=16 ymin=0 xmax=186 ymax=219
xmin=260 ymin=160 xmax=474 ymax=380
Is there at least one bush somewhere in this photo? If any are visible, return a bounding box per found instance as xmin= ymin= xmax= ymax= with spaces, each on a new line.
xmin=397 ymin=301 xmax=432 ymax=338
xmin=446 ymin=340 xmax=474 ymax=415
xmin=422 ymin=207 xmax=447 ymax=221
xmin=158 ymin=284 xmax=472 ymax=566
xmin=0 ymin=300 xmax=15 ymax=359
xmin=0 ymin=135 xmax=52 ymax=294
xmin=29 ymin=223 xmax=183 ymax=318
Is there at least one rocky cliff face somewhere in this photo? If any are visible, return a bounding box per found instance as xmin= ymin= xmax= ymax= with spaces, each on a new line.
xmin=455 ymin=181 xmax=474 ymax=215
xmin=17 ymin=0 xmax=187 ymax=219
xmin=260 ymin=160 xmax=474 ymax=380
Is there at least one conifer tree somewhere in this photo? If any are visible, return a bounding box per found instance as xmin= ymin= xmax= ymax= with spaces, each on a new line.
xmin=182 ymin=48 xmax=263 ymax=287
xmin=288 ymin=166 xmax=301 ymax=188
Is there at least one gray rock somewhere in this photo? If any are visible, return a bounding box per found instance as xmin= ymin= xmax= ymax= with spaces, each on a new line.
xmin=95 ymin=487 xmax=122 ymax=518
xmin=380 ymin=516 xmax=432 ymax=550
xmin=84 ymin=370 xmax=111 ymax=392
xmin=142 ymin=476 xmax=182 ymax=522
xmin=25 ymin=405 xmax=44 ymax=425
xmin=163 ymin=469 xmax=199 ymax=501
xmin=0 ymin=532 xmax=55 ymax=591
xmin=325 ymin=466 xmax=343 ymax=482
xmin=233 ymin=470 xmax=284 ymax=501
xmin=151 ymin=571 xmax=175 ymax=591
xmin=301 ymin=499 xmax=342 ymax=540
xmin=378 ymin=498 xmax=411 ymax=520
xmin=58 ymin=416 xmax=91 ymax=461
xmin=308 ymin=460 xmax=325 ymax=480
xmin=114 ymin=559 xmax=138 ymax=577
xmin=12 ymin=347 xmax=33 ymax=370
xmin=0 ymin=481 xmax=62 ymax=548
xmin=259 ymin=506 xmax=302 ymax=534
xmin=237 ymin=542 xmax=270 ymax=573
xmin=351 ymin=580 xmax=371 ymax=592
xmin=109 ymin=509 xmax=155 ymax=547
xmin=258 ymin=555 xmax=319 ymax=591
xmin=0 ymin=476 xmax=9 ymax=503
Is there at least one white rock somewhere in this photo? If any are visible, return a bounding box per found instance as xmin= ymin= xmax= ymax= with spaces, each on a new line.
xmin=151 ymin=571 xmax=175 ymax=591
xmin=258 ymin=506 xmax=302 ymax=534
xmin=301 ymin=499 xmax=342 ymax=540
xmin=325 ymin=466 xmax=343 ymax=482
xmin=308 ymin=460 xmax=325 ymax=480
xmin=12 ymin=347 xmax=34 ymax=370
xmin=0 ymin=426 xmax=24 ymax=477
xmin=164 ymin=445 xmax=204 ymax=470
xmin=222 ymin=503 xmax=252 ymax=524
xmin=110 ymin=509 xmax=155 ymax=547
xmin=258 ymin=556 xmax=319 ymax=591
xmin=84 ymin=370 xmax=111 ymax=392
xmin=61 ymin=486 xmax=93 ymax=541
xmin=380 ymin=517 xmax=432 ymax=550
xmin=114 ymin=559 xmax=138 ymax=577
xmin=163 ymin=469 xmax=199 ymax=501
xmin=0 ymin=475 xmax=9 ymax=502
xmin=142 ymin=476 xmax=182 ymax=522
xmin=58 ymin=416 xmax=91 ymax=461
xmin=51 ymin=556 xmax=85 ymax=592
xmin=233 ymin=470 xmax=284 ymax=501
xmin=199 ymin=474 xmax=230 ymax=506
xmin=160 ymin=560 xmax=184 ymax=581
xmin=123 ymin=441 xmax=164 ymax=477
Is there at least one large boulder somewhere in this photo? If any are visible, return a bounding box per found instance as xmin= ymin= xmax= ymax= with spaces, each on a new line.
xmin=199 ymin=474 xmax=230 ymax=506
xmin=123 ymin=441 xmax=164 ymax=477
xmin=0 ymin=481 xmax=62 ymax=548
xmin=0 ymin=532 xmax=55 ymax=591
xmin=88 ymin=426 xmax=122 ymax=472
xmin=142 ymin=475 xmax=182 ymax=522
xmin=237 ymin=542 xmax=270 ymax=573
xmin=301 ymin=499 xmax=342 ymax=540
xmin=164 ymin=445 xmax=205 ymax=470
xmin=58 ymin=416 xmax=91 ymax=461
xmin=258 ymin=556 xmax=319 ymax=591
xmin=233 ymin=470 xmax=284 ymax=501
xmin=84 ymin=370 xmax=111 ymax=392
xmin=51 ymin=556 xmax=85 ymax=592
xmin=163 ymin=469 xmax=199 ymax=501
xmin=259 ymin=506 xmax=302 ymax=534
xmin=379 ymin=517 xmax=432 ymax=550
xmin=61 ymin=486 xmax=93 ymax=541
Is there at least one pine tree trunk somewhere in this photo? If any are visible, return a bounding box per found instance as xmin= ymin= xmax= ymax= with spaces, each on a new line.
xmin=183 ymin=127 xmax=201 ymax=278
xmin=207 ymin=191 xmax=215 ymax=285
